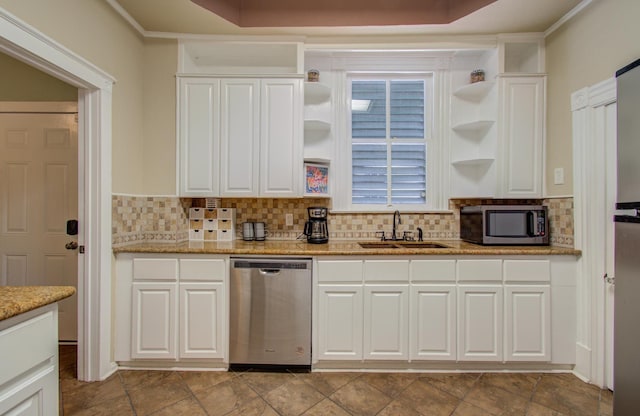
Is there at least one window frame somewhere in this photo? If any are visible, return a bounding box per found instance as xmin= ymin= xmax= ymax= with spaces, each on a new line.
xmin=340 ymin=72 xmax=436 ymax=212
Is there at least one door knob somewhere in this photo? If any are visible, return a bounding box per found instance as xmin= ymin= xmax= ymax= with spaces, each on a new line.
xmin=65 ymin=241 xmax=78 ymax=250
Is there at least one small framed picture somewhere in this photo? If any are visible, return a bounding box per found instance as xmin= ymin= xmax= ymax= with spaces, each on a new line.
xmin=304 ymin=162 xmax=329 ymax=196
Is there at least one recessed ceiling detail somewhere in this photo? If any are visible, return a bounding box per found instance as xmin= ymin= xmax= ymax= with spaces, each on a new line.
xmin=190 ymin=0 xmax=498 ymax=27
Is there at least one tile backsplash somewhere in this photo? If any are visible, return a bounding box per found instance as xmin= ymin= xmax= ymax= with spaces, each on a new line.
xmin=112 ymin=195 xmax=574 ymax=248
xmin=112 ymin=195 xmax=191 ymax=247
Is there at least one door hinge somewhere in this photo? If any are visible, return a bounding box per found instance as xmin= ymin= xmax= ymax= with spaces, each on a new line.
xmin=79 ymin=245 xmax=85 ymax=254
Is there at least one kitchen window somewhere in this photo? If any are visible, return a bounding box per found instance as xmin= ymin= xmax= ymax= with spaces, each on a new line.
xmin=345 ymin=74 xmax=432 ymax=211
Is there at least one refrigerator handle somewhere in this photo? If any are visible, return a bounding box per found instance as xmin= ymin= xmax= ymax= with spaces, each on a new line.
xmin=604 ymin=273 xmax=615 ymax=285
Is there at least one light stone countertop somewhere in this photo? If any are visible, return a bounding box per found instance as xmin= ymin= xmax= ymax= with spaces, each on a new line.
xmin=0 ymin=286 xmax=76 ymax=321
xmin=113 ymin=239 xmax=581 ymax=257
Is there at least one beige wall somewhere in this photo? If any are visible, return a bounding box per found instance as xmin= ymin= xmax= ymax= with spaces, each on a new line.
xmin=0 ymin=53 xmax=77 ymax=101
xmin=0 ymin=0 xmax=147 ymax=194
xmin=546 ymin=0 xmax=640 ymax=196
xmin=142 ymin=39 xmax=179 ymax=195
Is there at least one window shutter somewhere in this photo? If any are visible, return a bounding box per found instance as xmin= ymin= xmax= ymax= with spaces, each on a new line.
xmin=352 ymin=143 xmax=388 ymax=204
xmin=391 ymin=143 xmax=426 ymax=204
xmin=351 ymin=78 xmax=427 ymax=206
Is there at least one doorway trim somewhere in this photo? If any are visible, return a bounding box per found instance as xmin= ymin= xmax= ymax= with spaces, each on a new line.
xmin=0 ymin=9 xmax=115 ymax=381
xmin=571 ymin=77 xmax=616 ymax=388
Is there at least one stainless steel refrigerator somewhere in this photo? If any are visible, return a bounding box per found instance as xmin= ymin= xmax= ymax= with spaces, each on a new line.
xmin=614 ymin=58 xmax=640 ymax=414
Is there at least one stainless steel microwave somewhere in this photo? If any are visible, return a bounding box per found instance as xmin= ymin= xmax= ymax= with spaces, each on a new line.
xmin=460 ymin=205 xmax=549 ymax=245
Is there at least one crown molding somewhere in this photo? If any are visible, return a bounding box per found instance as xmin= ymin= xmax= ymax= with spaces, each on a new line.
xmin=545 ymin=0 xmax=595 ymax=38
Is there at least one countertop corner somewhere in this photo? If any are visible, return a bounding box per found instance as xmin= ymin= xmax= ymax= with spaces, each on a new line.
xmin=0 ymin=286 xmax=76 ymax=321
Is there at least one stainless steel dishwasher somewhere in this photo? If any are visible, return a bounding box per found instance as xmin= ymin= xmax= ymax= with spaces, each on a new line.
xmin=229 ymin=258 xmax=312 ymax=370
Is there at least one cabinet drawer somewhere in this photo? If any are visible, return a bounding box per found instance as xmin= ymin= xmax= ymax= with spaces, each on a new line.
xmin=364 ymin=260 xmax=409 ymax=282
xmin=504 ymin=260 xmax=550 ymax=282
xmin=410 ymin=260 xmax=456 ymax=282
xmin=0 ymin=309 xmax=56 ymax=386
xmin=133 ymin=258 xmax=178 ymax=281
xmin=180 ymin=258 xmax=226 ymax=281
xmin=457 ymin=259 xmax=502 ymax=282
xmin=317 ymin=260 xmax=363 ymax=283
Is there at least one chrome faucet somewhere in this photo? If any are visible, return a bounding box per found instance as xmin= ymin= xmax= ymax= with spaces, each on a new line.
xmin=392 ymin=210 xmax=402 ymax=241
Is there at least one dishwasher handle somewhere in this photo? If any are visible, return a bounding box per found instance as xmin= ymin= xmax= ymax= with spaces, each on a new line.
xmin=259 ymin=268 xmax=281 ymax=275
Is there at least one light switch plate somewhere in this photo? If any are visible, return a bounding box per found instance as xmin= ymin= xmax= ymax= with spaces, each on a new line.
xmin=285 ymin=213 xmax=293 ymax=226
xmin=554 ymin=167 xmax=565 ymax=185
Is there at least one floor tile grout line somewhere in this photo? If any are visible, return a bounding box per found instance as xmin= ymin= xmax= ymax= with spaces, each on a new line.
xmin=523 ymin=373 xmax=544 ymax=415
xmin=175 ymin=370 xmax=212 ymax=416
xmin=445 ymin=372 xmax=483 ymax=416
xmin=117 ymin=370 xmax=139 ymax=416
xmin=287 ymin=370 xmax=361 ymax=415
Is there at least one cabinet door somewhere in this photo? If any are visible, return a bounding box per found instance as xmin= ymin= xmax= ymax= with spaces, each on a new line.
xmin=179 ymin=282 xmax=224 ymax=359
xmin=505 ymin=285 xmax=550 ymax=361
xmin=410 ymin=285 xmax=456 ymax=360
xmin=260 ymin=79 xmax=302 ymax=197
xmin=131 ymin=282 xmax=177 ymax=359
xmin=317 ymin=285 xmax=363 ymax=360
xmin=0 ymin=364 xmax=57 ymax=416
xmin=498 ymin=76 xmax=545 ymax=198
xmin=178 ymin=78 xmax=220 ymax=196
xmin=457 ymin=285 xmax=503 ymax=361
xmin=363 ymin=285 xmax=409 ymax=360
xmin=220 ymin=79 xmax=260 ymax=196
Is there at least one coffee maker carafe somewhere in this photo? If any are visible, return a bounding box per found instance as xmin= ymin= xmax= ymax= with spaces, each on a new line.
xmin=304 ymin=207 xmax=329 ymax=244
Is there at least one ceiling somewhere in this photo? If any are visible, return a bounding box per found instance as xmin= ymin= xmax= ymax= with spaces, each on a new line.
xmin=111 ymin=0 xmax=584 ymax=37
xmin=189 ymin=0 xmax=498 ymax=28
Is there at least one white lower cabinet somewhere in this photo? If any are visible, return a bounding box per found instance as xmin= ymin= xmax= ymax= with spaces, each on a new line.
xmin=364 ymin=285 xmax=409 ymax=360
xmin=0 ymin=305 xmax=59 ymax=416
xmin=116 ymin=255 xmax=227 ymax=363
xmin=505 ymin=285 xmax=550 ymax=361
xmin=179 ymin=282 xmax=224 ymax=359
xmin=317 ymin=285 xmax=363 ymax=360
xmin=457 ymin=285 xmax=503 ymax=361
xmin=315 ymin=257 xmax=566 ymax=366
xmin=131 ymin=282 xmax=177 ymax=359
xmin=410 ymin=285 xmax=456 ymax=360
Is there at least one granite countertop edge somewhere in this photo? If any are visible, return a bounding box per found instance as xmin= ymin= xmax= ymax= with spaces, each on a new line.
xmin=0 ymin=286 xmax=76 ymax=322
xmin=112 ymin=240 xmax=581 ymax=256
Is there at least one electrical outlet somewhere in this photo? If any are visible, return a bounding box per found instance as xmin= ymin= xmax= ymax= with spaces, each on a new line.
xmin=285 ymin=213 xmax=293 ymax=226
xmin=554 ymin=167 xmax=565 ymax=185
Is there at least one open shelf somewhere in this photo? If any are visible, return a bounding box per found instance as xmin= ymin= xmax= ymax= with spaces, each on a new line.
xmin=452 ymin=120 xmax=495 ymax=133
xmin=304 ymin=119 xmax=331 ymax=131
xmin=304 ymin=157 xmax=331 ymax=165
xmin=453 ymin=81 xmax=495 ymax=101
xmin=451 ymin=158 xmax=495 ymax=167
xmin=304 ymin=82 xmax=331 ymax=104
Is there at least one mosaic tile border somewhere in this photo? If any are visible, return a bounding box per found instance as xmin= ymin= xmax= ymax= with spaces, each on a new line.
xmin=112 ymin=195 xmax=191 ymax=247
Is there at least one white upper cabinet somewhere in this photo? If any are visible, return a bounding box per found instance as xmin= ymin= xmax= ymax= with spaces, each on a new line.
xmin=497 ymin=75 xmax=546 ymax=198
xmin=176 ymin=40 xmax=303 ymax=198
xmin=220 ymin=79 xmax=260 ymax=196
xmin=178 ymin=76 xmax=303 ymax=197
xmin=178 ymin=78 xmax=220 ymax=197
xmin=259 ymin=78 xmax=303 ymax=197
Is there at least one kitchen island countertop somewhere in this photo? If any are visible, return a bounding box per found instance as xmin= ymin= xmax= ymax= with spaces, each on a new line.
xmin=113 ymin=239 xmax=580 ymax=256
xmin=0 ymin=286 xmax=76 ymax=321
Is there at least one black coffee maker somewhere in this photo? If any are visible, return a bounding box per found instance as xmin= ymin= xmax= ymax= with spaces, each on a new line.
xmin=304 ymin=207 xmax=329 ymax=244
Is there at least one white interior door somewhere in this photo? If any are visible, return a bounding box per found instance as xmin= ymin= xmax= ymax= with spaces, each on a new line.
xmin=0 ymin=111 xmax=78 ymax=342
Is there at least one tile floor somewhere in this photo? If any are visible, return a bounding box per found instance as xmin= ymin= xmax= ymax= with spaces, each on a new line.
xmin=58 ymin=346 xmax=613 ymax=416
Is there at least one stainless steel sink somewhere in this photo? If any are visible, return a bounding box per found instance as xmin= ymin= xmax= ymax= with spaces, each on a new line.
xmin=358 ymin=241 xmax=450 ymax=249
xmin=358 ymin=242 xmax=400 ymax=249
